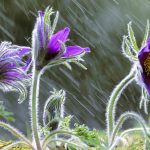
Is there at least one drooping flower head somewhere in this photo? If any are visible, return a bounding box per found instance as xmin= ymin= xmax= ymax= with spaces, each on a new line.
xmin=0 ymin=42 xmax=31 ymax=103
xmin=138 ymin=38 xmax=150 ymax=95
xmin=32 ymin=8 xmax=90 ymax=70
xmin=122 ymin=21 xmax=150 ymax=113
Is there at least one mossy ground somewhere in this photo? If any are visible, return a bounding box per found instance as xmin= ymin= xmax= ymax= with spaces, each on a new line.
xmin=0 ymin=140 xmax=31 ymax=150
xmin=115 ymin=135 xmax=144 ymax=150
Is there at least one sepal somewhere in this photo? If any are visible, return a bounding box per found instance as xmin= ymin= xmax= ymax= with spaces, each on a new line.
xmin=122 ymin=35 xmax=137 ymax=61
xmin=141 ymin=20 xmax=150 ymax=47
xmin=127 ymin=22 xmax=139 ymax=52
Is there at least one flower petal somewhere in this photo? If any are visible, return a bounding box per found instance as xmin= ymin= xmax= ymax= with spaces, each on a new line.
xmin=62 ymin=45 xmax=90 ymax=57
xmin=141 ymin=74 xmax=150 ymax=94
xmin=138 ymin=47 xmax=149 ymax=67
xmin=138 ymin=37 xmax=150 ymax=75
xmin=3 ymin=47 xmax=31 ymax=59
xmin=21 ymin=58 xmax=32 ymax=71
xmin=47 ymin=27 xmax=70 ymax=53
xmin=37 ymin=11 xmax=45 ymax=49
xmin=138 ymin=37 xmax=150 ymax=94
xmin=17 ymin=47 xmax=31 ymax=57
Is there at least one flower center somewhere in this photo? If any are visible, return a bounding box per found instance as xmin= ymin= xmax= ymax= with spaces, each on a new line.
xmin=144 ymin=55 xmax=150 ymax=76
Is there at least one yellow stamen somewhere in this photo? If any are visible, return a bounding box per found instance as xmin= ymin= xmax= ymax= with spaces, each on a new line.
xmin=144 ymin=55 xmax=150 ymax=76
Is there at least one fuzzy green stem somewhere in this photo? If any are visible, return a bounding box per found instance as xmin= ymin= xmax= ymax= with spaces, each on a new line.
xmin=120 ymin=128 xmax=150 ymax=138
xmin=44 ymin=139 xmax=86 ymax=150
xmin=110 ymin=112 xmax=148 ymax=146
xmin=31 ymin=65 xmax=42 ymax=150
xmin=106 ymin=69 xmax=135 ymax=139
xmin=42 ymin=130 xmax=75 ymax=148
xmin=109 ymin=112 xmax=149 ymax=149
xmin=0 ymin=121 xmax=33 ymax=148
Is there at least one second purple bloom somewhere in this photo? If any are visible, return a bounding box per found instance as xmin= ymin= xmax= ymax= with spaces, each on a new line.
xmin=32 ymin=10 xmax=90 ymax=69
xmin=138 ymin=38 xmax=150 ymax=94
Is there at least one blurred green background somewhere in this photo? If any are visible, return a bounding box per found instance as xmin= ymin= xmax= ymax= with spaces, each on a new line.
xmin=0 ymin=0 xmax=150 ymax=139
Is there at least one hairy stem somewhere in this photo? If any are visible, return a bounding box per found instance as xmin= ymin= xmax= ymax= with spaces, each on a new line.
xmin=109 ymin=112 xmax=148 ymax=149
xmin=42 ymin=130 xmax=75 ymax=148
xmin=106 ymin=69 xmax=135 ymax=139
xmin=0 ymin=121 xmax=33 ymax=148
xmin=30 ymin=65 xmax=42 ymax=150
xmin=44 ymin=139 xmax=86 ymax=150
xmin=120 ymin=127 xmax=150 ymax=138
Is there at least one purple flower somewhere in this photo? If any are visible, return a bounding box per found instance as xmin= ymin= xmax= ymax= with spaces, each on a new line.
xmin=138 ymin=38 xmax=150 ymax=94
xmin=46 ymin=27 xmax=90 ymax=59
xmin=32 ymin=10 xmax=90 ymax=69
xmin=0 ymin=42 xmax=31 ymax=102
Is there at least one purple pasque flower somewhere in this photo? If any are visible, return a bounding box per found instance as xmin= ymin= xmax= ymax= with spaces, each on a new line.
xmin=32 ymin=10 xmax=90 ymax=69
xmin=0 ymin=42 xmax=31 ymax=103
xmin=46 ymin=27 xmax=90 ymax=59
xmin=138 ymin=37 xmax=150 ymax=94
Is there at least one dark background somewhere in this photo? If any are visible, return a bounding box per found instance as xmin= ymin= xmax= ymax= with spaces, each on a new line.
xmin=0 ymin=0 xmax=150 ymax=139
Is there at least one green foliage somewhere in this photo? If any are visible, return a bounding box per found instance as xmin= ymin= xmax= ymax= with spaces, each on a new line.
xmin=72 ymin=124 xmax=109 ymax=149
xmin=73 ymin=124 xmax=99 ymax=147
xmin=60 ymin=115 xmax=72 ymax=130
xmin=60 ymin=116 xmax=149 ymax=150
xmin=0 ymin=101 xmax=14 ymax=122
xmin=60 ymin=116 xmax=107 ymax=149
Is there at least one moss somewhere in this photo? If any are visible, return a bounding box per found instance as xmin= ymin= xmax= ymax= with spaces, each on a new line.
xmin=114 ymin=134 xmax=144 ymax=150
xmin=0 ymin=140 xmax=31 ymax=150
xmin=0 ymin=140 xmax=12 ymax=149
